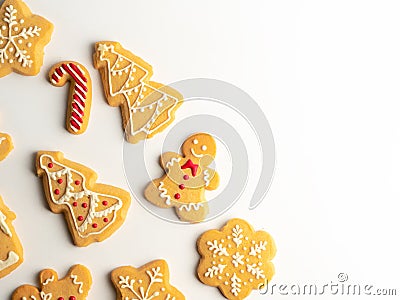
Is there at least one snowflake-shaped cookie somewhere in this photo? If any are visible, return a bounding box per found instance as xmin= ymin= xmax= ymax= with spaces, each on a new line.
xmin=0 ymin=0 xmax=53 ymax=77
xmin=197 ymin=218 xmax=276 ymax=300
xmin=111 ymin=260 xmax=185 ymax=300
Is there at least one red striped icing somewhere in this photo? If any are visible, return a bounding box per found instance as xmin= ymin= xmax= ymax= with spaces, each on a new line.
xmin=51 ymin=62 xmax=89 ymax=132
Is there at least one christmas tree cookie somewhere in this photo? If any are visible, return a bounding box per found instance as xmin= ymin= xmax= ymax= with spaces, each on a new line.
xmin=0 ymin=196 xmax=23 ymax=279
xmin=93 ymin=41 xmax=183 ymax=144
xmin=12 ymin=264 xmax=92 ymax=300
xmin=197 ymin=218 xmax=276 ymax=300
xmin=0 ymin=132 xmax=13 ymax=161
xmin=111 ymin=259 xmax=185 ymax=300
xmin=36 ymin=151 xmax=131 ymax=247
xmin=144 ymin=133 xmax=219 ymax=223
xmin=0 ymin=0 xmax=53 ymax=78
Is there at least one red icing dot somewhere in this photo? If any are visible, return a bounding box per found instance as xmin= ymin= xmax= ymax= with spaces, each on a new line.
xmin=174 ymin=193 xmax=181 ymax=199
xmin=82 ymin=203 xmax=88 ymax=208
xmin=75 ymin=180 xmax=81 ymax=185
xmin=57 ymin=178 xmax=63 ymax=184
xmin=48 ymin=163 xmax=53 ymax=168
xmin=103 ymin=218 xmax=109 ymax=222
xmin=92 ymin=223 xmax=98 ymax=228
xmin=54 ymin=189 xmax=60 ymax=195
xmin=58 ymin=298 xmax=64 ymax=300
xmin=102 ymin=201 xmax=108 ymax=206
xmin=69 ymin=297 xmax=76 ymax=300
xmin=78 ymin=216 xmax=83 ymax=221
xmin=183 ymin=175 xmax=189 ymax=180
xmin=179 ymin=184 xmax=185 ymax=190
xmin=73 ymin=202 xmax=78 ymax=207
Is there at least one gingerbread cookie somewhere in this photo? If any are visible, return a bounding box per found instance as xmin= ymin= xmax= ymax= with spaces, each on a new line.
xmin=36 ymin=151 xmax=131 ymax=247
xmin=12 ymin=264 xmax=92 ymax=300
xmin=0 ymin=196 xmax=23 ymax=279
xmin=49 ymin=61 xmax=92 ymax=135
xmin=111 ymin=259 xmax=185 ymax=300
xmin=0 ymin=0 xmax=53 ymax=78
xmin=197 ymin=218 xmax=276 ymax=300
xmin=93 ymin=41 xmax=183 ymax=143
xmin=0 ymin=132 xmax=13 ymax=161
xmin=144 ymin=133 xmax=219 ymax=223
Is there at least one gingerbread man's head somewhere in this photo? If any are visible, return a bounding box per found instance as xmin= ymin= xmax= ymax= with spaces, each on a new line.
xmin=182 ymin=133 xmax=217 ymax=160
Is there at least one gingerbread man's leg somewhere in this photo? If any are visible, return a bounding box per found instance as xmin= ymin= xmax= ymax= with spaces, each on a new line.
xmin=174 ymin=201 xmax=209 ymax=223
xmin=144 ymin=179 xmax=174 ymax=209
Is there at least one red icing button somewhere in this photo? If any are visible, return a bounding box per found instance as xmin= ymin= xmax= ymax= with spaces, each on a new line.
xmin=73 ymin=202 xmax=78 ymax=207
xmin=54 ymin=189 xmax=60 ymax=195
xmin=69 ymin=297 xmax=76 ymax=300
xmin=92 ymin=223 xmax=98 ymax=228
xmin=48 ymin=163 xmax=53 ymax=168
xmin=75 ymin=180 xmax=81 ymax=185
xmin=103 ymin=218 xmax=109 ymax=222
xmin=82 ymin=203 xmax=88 ymax=208
xmin=183 ymin=175 xmax=189 ymax=180
xmin=78 ymin=216 xmax=83 ymax=221
xmin=57 ymin=178 xmax=63 ymax=184
xmin=174 ymin=193 xmax=181 ymax=199
xmin=179 ymin=184 xmax=185 ymax=190
xmin=58 ymin=298 xmax=64 ymax=300
xmin=102 ymin=201 xmax=108 ymax=206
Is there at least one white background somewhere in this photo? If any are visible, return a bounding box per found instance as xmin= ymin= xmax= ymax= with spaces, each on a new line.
xmin=0 ymin=0 xmax=400 ymax=299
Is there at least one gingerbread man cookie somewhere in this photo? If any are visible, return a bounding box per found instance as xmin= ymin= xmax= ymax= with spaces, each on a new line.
xmin=197 ymin=218 xmax=276 ymax=300
xmin=111 ymin=259 xmax=185 ymax=300
xmin=49 ymin=61 xmax=92 ymax=135
xmin=0 ymin=132 xmax=13 ymax=161
xmin=93 ymin=41 xmax=183 ymax=144
xmin=144 ymin=133 xmax=219 ymax=223
xmin=0 ymin=196 xmax=23 ymax=279
xmin=36 ymin=151 xmax=131 ymax=247
xmin=0 ymin=0 xmax=53 ymax=78
xmin=12 ymin=264 xmax=92 ymax=300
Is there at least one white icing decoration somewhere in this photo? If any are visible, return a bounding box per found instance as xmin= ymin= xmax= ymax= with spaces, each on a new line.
xmin=39 ymin=291 xmax=52 ymax=300
xmin=71 ymin=274 xmax=84 ymax=294
xmin=97 ymin=43 xmax=180 ymax=139
xmin=231 ymin=252 xmax=244 ymax=267
xmin=178 ymin=202 xmax=204 ymax=211
xmin=246 ymin=264 xmax=265 ymax=279
xmin=0 ymin=137 xmax=5 ymax=144
xmin=204 ymin=264 xmax=226 ymax=278
xmin=232 ymin=225 xmax=243 ymax=248
xmin=0 ymin=210 xmax=12 ymax=237
xmin=230 ymin=273 xmax=241 ymax=296
xmin=42 ymin=275 xmax=54 ymax=286
xmin=0 ymin=5 xmax=42 ymax=67
xmin=118 ymin=266 xmax=164 ymax=299
xmin=158 ymin=181 xmax=171 ymax=205
xmin=39 ymin=154 xmax=123 ymax=238
xmin=165 ymin=157 xmax=181 ymax=169
xmin=0 ymin=251 xmax=19 ymax=271
xmin=201 ymin=145 xmax=207 ymax=151
xmin=193 ymin=139 xmax=198 ymax=145
xmin=249 ymin=241 xmax=267 ymax=256
xmin=203 ymin=169 xmax=210 ymax=187
xmin=190 ymin=148 xmax=204 ymax=158
xmin=207 ymin=240 xmax=229 ymax=256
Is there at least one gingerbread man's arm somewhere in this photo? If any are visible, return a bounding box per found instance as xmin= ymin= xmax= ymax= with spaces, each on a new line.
xmin=204 ymin=168 xmax=220 ymax=190
xmin=160 ymin=152 xmax=183 ymax=171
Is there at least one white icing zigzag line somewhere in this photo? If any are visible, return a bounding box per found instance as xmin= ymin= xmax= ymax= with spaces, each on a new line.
xmin=39 ymin=154 xmax=123 ymax=238
xmin=71 ymin=274 xmax=84 ymax=294
xmin=0 ymin=210 xmax=12 ymax=237
xmin=158 ymin=181 xmax=171 ymax=205
xmin=178 ymin=202 xmax=204 ymax=211
xmin=203 ymin=169 xmax=210 ymax=187
xmin=0 ymin=251 xmax=19 ymax=272
xmin=97 ymin=44 xmax=179 ymax=137
xmin=42 ymin=275 xmax=54 ymax=286
xmin=166 ymin=157 xmax=181 ymax=169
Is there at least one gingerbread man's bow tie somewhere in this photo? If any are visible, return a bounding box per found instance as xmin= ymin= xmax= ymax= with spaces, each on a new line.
xmin=181 ymin=159 xmax=199 ymax=177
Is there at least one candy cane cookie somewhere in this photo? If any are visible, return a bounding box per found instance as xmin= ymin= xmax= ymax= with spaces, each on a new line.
xmin=49 ymin=61 xmax=92 ymax=135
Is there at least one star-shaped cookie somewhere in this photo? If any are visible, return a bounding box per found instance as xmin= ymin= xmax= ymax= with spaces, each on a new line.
xmin=0 ymin=0 xmax=53 ymax=77
xmin=111 ymin=259 xmax=185 ymax=300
